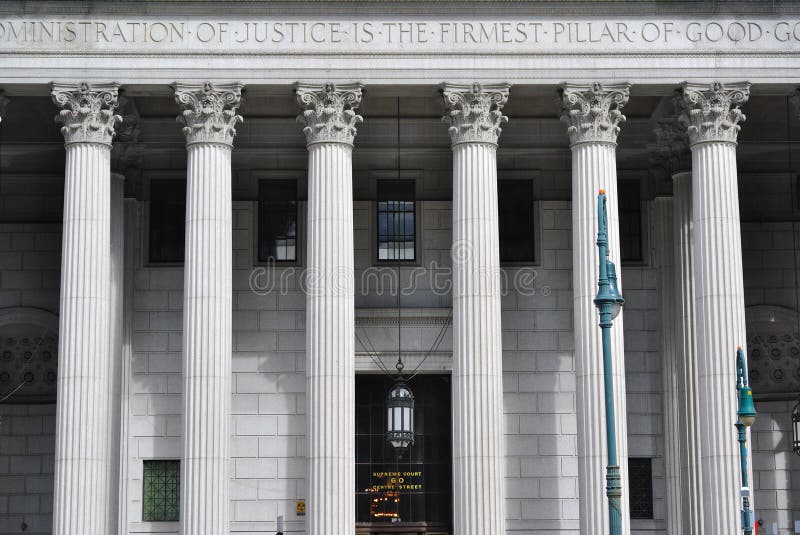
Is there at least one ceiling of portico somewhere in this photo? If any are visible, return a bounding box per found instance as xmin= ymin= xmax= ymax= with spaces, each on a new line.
xmin=1 ymin=86 xmax=799 ymax=221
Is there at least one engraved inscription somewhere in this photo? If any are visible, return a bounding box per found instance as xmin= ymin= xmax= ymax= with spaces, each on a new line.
xmin=0 ymin=19 xmax=799 ymax=51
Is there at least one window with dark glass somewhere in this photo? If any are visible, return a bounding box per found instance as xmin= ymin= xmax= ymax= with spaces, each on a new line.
xmin=142 ymin=460 xmax=180 ymax=522
xmin=628 ymin=457 xmax=654 ymax=519
xmin=498 ymin=179 xmax=535 ymax=262
xmin=377 ymin=180 xmax=415 ymax=261
xmin=258 ymin=179 xmax=298 ymax=262
xmin=619 ymin=180 xmax=643 ymax=263
xmin=149 ymin=179 xmax=185 ymax=263
xmin=356 ymin=374 xmax=452 ymax=531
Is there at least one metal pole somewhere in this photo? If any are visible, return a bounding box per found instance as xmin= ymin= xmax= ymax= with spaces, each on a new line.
xmin=595 ymin=191 xmax=622 ymax=535
xmin=736 ymin=348 xmax=754 ymax=535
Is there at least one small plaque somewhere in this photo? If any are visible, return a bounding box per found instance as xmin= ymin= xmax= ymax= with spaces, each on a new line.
xmin=296 ymin=500 xmax=306 ymax=516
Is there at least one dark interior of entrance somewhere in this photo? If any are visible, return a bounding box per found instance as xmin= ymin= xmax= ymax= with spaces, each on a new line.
xmin=356 ymin=374 xmax=452 ymax=534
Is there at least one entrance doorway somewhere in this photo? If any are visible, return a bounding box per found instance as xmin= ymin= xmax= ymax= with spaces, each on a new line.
xmin=355 ymin=374 xmax=452 ymax=535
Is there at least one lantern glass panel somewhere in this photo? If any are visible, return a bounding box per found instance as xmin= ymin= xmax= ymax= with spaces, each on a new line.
xmin=793 ymin=401 xmax=800 ymax=456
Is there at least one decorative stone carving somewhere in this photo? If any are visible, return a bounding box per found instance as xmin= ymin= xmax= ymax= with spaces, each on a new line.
xmin=51 ymin=82 xmax=121 ymax=146
xmin=440 ymin=82 xmax=510 ymax=146
xmin=650 ymin=103 xmax=691 ymax=175
xmin=0 ymin=91 xmax=8 ymax=122
xmin=791 ymin=88 xmax=800 ymax=120
xmin=560 ymin=82 xmax=630 ymax=145
xmin=173 ymin=81 xmax=243 ymax=146
xmin=746 ymin=305 xmax=800 ymax=395
xmin=680 ymin=81 xmax=750 ymax=145
xmin=296 ymin=82 xmax=364 ymax=146
xmin=0 ymin=324 xmax=58 ymax=403
xmin=112 ymin=95 xmax=143 ymax=174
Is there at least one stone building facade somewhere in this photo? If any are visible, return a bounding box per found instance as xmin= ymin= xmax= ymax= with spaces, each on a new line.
xmin=0 ymin=2 xmax=799 ymax=535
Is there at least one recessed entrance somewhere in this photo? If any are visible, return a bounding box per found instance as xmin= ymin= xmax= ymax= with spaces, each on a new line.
xmin=355 ymin=374 xmax=452 ymax=535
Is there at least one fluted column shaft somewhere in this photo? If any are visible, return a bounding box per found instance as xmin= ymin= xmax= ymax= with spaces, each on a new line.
xmin=51 ymin=82 xmax=120 ymax=535
xmin=181 ymin=143 xmax=232 ymax=534
xmin=108 ymin=172 xmax=125 ymax=535
xmin=681 ymin=82 xmax=750 ymax=535
xmin=296 ymin=83 xmax=362 ymax=535
xmin=306 ymin=142 xmax=356 ymax=534
xmin=174 ymin=82 xmax=243 ymax=535
xmin=672 ymin=171 xmax=705 ymax=535
xmin=561 ymin=82 xmax=631 ymax=535
xmin=451 ymin=142 xmax=505 ymax=535
xmin=654 ymin=196 xmax=683 ymax=533
xmin=692 ymin=141 xmax=746 ymax=534
xmin=441 ymin=82 xmax=508 ymax=535
xmin=571 ymin=143 xmax=630 ymax=535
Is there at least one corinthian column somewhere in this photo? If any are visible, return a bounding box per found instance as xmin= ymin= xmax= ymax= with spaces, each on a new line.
xmin=680 ymin=81 xmax=751 ymax=535
xmin=560 ymin=82 xmax=631 ymax=535
xmin=672 ymin=170 xmax=705 ymax=535
xmin=173 ymin=82 xmax=243 ymax=535
xmin=296 ymin=83 xmax=362 ymax=535
xmin=51 ymin=82 xmax=121 ymax=535
xmin=441 ymin=82 xmax=508 ymax=535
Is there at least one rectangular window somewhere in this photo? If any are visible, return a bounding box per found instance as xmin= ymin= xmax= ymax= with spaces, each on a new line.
xmin=377 ymin=180 xmax=415 ymax=261
xmin=258 ymin=179 xmax=298 ymax=262
xmin=149 ymin=179 xmax=186 ymax=263
xmin=498 ymin=179 xmax=535 ymax=262
xmin=628 ymin=457 xmax=654 ymax=519
xmin=142 ymin=460 xmax=180 ymax=522
xmin=619 ymin=180 xmax=643 ymax=263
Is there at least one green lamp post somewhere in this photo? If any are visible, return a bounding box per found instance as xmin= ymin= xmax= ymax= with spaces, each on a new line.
xmin=735 ymin=346 xmax=756 ymax=535
xmin=594 ymin=190 xmax=625 ymax=535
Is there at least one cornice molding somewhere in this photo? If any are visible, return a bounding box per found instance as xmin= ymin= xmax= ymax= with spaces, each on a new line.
xmin=680 ymin=81 xmax=750 ymax=146
xmin=441 ymin=82 xmax=510 ymax=146
xmin=173 ymin=81 xmax=243 ymax=147
xmin=295 ymin=82 xmax=363 ymax=146
xmin=559 ymin=81 xmax=630 ymax=146
xmin=51 ymin=82 xmax=121 ymax=146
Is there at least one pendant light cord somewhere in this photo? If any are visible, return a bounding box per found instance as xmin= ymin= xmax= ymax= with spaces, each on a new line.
xmin=396 ymin=96 xmax=404 ymax=377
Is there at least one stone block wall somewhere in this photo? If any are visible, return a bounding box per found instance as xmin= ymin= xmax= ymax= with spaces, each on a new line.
xmin=0 ymin=222 xmax=60 ymax=535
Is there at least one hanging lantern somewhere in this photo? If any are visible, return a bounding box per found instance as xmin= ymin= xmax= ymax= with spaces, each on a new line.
xmin=793 ymin=398 xmax=800 ymax=456
xmin=386 ymin=379 xmax=415 ymax=455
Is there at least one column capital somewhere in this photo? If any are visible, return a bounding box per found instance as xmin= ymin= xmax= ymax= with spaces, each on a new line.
xmin=295 ymin=82 xmax=363 ymax=146
xmin=0 ymin=91 xmax=9 ymax=123
xmin=680 ymin=81 xmax=750 ymax=146
xmin=441 ymin=82 xmax=509 ymax=146
xmin=650 ymin=102 xmax=691 ymax=175
xmin=560 ymin=82 xmax=630 ymax=146
xmin=51 ymin=82 xmax=121 ymax=146
xmin=173 ymin=81 xmax=243 ymax=147
xmin=790 ymin=88 xmax=800 ymax=119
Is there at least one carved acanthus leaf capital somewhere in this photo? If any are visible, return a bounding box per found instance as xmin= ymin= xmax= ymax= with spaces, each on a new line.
xmin=0 ymin=91 xmax=9 ymax=123
xmin=441 ymin=82 xmax=509 ymax=146
xmin=295 ymin=83 xmax=363 ymax=146
xmin=790 ymin=88 xmax=800 ymax=120
xmin=560 ymin=82 xmax=630 ymax=146
xmin=173 ymin=82 xmax=243 ymax=147
xmin=650 ymin=105 xmax=691 ymax=174
xmin=680 ymin=81 xmax=750 ymax=145
xmin=51 ymin=82 xmax=121 ymax=146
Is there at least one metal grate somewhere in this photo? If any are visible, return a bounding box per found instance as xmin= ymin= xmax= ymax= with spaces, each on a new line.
xmin=628 ymin=457 xmax=654 ymax=519
xmin=377 ymin=180 xmax=416 ymax=261
xmin=142 ymin=460 xmax=180 ymax=522
xmin=258 ymin=179 xmax=298 ymax=262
